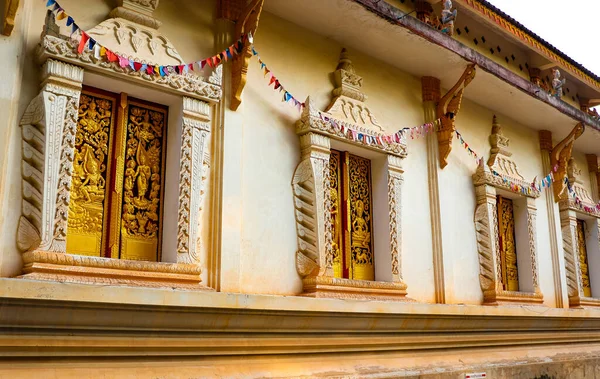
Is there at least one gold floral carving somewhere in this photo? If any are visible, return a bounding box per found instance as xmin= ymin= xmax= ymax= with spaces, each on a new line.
xmin=550 ymin=123 xmax=584 ymax=201
xmin=497 ymin=196 xmax=519 ymax=292
xmin=329 ymin=150 xmax=343 ymax=278
xmin=436 ymin=64 xmax=476 ymax=168
xmin=67 ymin=92 xmax=115 ymax=257
xmin=230 ymin=0 xmax=264 ymax=111
xmin=576 ymin=220 xmax=592 ymax=297
xmin=2 ymin=0 xmax=19 ymax=36
xmin=348 ymin=154 xmax=374 ymax=281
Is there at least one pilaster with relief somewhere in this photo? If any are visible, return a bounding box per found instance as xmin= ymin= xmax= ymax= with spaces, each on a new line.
xmin=18 ymin=59 xmax=84 ymax=254
xmin=387 ymin=155 xmax=405 ymax=284
xmin=177 ymin=98 xmax=212 ymax=266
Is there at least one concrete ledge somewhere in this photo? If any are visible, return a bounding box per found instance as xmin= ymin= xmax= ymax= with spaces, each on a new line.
xmin=2 ymin=279 xmax=600 ymax=358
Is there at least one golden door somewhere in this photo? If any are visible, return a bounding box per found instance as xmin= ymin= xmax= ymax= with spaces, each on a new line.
xmin=497 ymin=196 xmax=519 ymax=291
xmin=66 ymin=87 xmax=168 ymax=262
xmin=576 ymin=220 xmax=592 ymax=297
xmin=330 ymin=150 xmax=374 ymax=281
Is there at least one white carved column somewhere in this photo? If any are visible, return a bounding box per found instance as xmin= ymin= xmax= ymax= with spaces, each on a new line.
xmin=473 ymin=183 xmax=502 ymax=302
xmin=387 ymin=154 xmax=406 ymax=285
xmin=560 ymin=208 xmax=584 ymax=307
xmin=17 ymin=59 xmax=83 ymax=253
xmin=526 ymin=197 xmax=541 ymax=294
xmin=177 ymin=97 xmax=212 ymax=266
xmin=293 ymin=133 xmax=333 ymax=278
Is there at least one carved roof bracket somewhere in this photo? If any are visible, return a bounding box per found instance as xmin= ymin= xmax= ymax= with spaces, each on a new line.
xmin=550 ymin=123 xmax=585 ymax=201
xmin=231 ymin=0 xmax=264 ymax=111
xmin=436 ymin=64 xmax=476 ymax=168
xmin=2 ymin=0 xmax=19 ymax=36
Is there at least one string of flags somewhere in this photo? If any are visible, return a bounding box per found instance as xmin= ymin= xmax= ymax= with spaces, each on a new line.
xmin=42 ymin=0 xmax=600 ymax=213
xmin=43 ymin=0 xmax=251 ymax=76
xmin=319 ymin=114 xmax=440 ymax=147
xmin=251 ymin=46 xmax=305 ymax=110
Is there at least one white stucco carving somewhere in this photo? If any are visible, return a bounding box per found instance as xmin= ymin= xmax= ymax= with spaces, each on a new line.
xmin=177 ymin=98 xmax=212 ymax=265
xmin=17 ymin=59 xmax=84 ymax=253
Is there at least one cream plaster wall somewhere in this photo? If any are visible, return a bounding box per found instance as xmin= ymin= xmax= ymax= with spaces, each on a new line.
xmin=234 ymin=11 xmax=435 ymax=299
xmin=0 ymin=0 xmax=30 ymax=277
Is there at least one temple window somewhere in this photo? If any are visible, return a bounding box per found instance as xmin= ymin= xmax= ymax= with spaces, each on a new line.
xmin=559 ymin=158 xmax=600 ymax=307
xmin=16 ymin=7 xmax=222 ymax=289
xmin=292 ymin=49 xmax=409 ymax=300
xmin=67 ymin=87 xmax=168 ymax=262
xmin=473 ymin=116 xmax=543 ymax=306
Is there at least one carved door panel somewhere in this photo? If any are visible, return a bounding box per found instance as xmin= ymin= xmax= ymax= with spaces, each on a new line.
xmin=67 ymin=88 xmax=118 ymax=257
xmin=330 ymin=150 xmax=375 ymax=281
xmin=576 ymin=220 xmax=592 ymax=297
xmin=497 ymin=196 xmax=519 ymax=291
xmin=115 ymin=98 xmax=168 ymax=262
xmin=67 ymin=87 xmax=168 ymax=262
xmin=329 ymin=150 xmax=344 ymax=278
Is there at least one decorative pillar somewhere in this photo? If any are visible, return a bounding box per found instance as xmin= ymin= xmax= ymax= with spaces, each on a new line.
xmin=422 ymin=76 xmax=445 ymax=304
xmin=586 ymin=154 xmax=600 ymax=202
xmin=17 ymin=59 xmax=83 ymax=253
xmin=387 ymin=154 xmax=404 ymax=284
xmin=560 ymin=207 xmax=582 ymax=307
xmin=177 ymin=98 xmax=212 ymax=266
xmin=293 ymin=133 xmax=333 ymax=279
xmin=539 ymin=130 xmax=565 ymax=308
xmin=210 ymin=0 xmax=243 ymax=290
xmin=474 ymin=183 xmax=500 ymax=301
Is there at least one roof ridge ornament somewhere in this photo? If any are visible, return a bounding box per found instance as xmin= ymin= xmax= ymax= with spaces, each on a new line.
xmin=109 ymin=0 xmax=162 ymax=29
xmin=324 ymin=48 xmax=383 ymax=132
xmin=487 ymin=115 xmax=524 ymax=180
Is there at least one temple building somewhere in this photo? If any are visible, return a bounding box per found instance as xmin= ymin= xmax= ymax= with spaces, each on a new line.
xmin=3 ymin=0 xmax=600 ymax=377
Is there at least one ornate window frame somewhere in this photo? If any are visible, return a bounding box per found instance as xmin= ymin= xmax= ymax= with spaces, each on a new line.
xmin=559 ymin=159 xmax=600 ymax=308
xmin=473 ymin=116 xmax=543 ymax=306
xmin=292 ymin=49 xmax=409 ymax=301
xmin=16 ymin=7 xmax=221 ymax=289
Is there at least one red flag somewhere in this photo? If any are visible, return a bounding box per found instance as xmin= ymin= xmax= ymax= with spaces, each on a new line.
xmin=201 ymin=60 xmax=207 ymax=69
xmin=268 ymin=76 xmax=276 ymax=86
xmin=133 ymin=62 xmax=142 ymax=71
xmin=78 ymin=32 xmax=90 ymax=54
xmin=106 ymin=49 xmax=118 ymax=62
xmin=146 ymin=65 xmax=154 ymax=75
xmin=188 ymin=63 xmax=194 ymax=71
